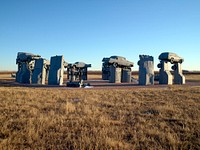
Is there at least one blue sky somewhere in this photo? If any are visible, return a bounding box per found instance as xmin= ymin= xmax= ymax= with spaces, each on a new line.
xmin=0 ymin=0 xmax=200 ymax=71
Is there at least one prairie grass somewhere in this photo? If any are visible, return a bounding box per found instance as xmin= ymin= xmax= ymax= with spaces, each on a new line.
xmin=0 ymin=72 xmax=200 ymax=82
xmin=185 ymin=74 xmax=200 ymax=82
xmin=0 ymin=86 xmax=200 ymax=149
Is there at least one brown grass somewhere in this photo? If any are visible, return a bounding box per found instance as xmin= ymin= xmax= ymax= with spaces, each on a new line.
xmin=0 ymin=72 xmax=200 ymax=82
xmin=0 ymin=86 xmax=200 ymax=149
xmin=184 ymin=74 xmax=200 ymax=82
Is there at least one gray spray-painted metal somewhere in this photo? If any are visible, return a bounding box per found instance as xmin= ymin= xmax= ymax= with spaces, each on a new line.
xmin=16 ymin=52 xmax=41 ymax=64
xmin=172 ymin=63 xmax=185 ymax=84
xmin=102 ymin=56 xmax=134 ymax=82
xmin=73 ymin=62 xmax=91 ymax=68
xmin=32 ymin=59 xmax=50 ymax=84
xmin=74 ymin=62 xmax=91 ymax=80
xmin=158 ymin=61 xmax=173 ymax=85
xmin=16 ymin=63 xmax=32 ymax=83
xmin=16 ymin=61 xmax=34 ymax=84
xmin=158 ymin=52 xmax=185 ymax=85
xmin=138 ymin=55 xmax=154 ymax=85
xmin=158 ymin=52 xmax=184 ymax=63
xmin=48 ymin=55 xmax=65 ymax=85
xmin=109 ymin=66 xmax=121 ymax=83
xmin=16 ymin=52 xmax=41 ymax=84
xmin=81 ymin=67 xmax=88 ymax=80
xmin=102 ymin=62 xmax=110 ymax=80
xmin=16 ymin=62 xmax=22 ymax=82
xmin=67 ymin=62 xmax=91 ymax=82
xmin=102 ymin=56 xmax=134 ymax=68
xmin=121 ymin=68 xmax=131 ymax=83
xmin=67 ymin=65 xmax=77 ymax=81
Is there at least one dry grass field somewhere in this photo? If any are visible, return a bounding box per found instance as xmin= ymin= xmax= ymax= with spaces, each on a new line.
xmin=0 ymin=86 xmax=200 ymax=149
xmin=184 ymin=74 xmax=200 ymax=82
xmin=0 ymin=71 xmax=200 ymax=149
xmin=0 ymin=71 xmax=200 ymax=82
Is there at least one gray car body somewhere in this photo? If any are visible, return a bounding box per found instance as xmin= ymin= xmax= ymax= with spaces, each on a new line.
xmin=102 ymin=56 xmax=134 ymax=67
xmin=158 ymin=52 xmax=184 ymax=63
xmin=67 ymin=62 xmax=91 ymax=68
xmin=16 ymin=52 xmax=41 ymax=63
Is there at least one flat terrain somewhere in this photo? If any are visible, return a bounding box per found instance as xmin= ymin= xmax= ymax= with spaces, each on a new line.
xmin=0 ymin=72 xmax=200 ymax=149
xmin=0 ymin=71 xmax=200 ymax=88
xmin=0 ymin=86 xmax=200 ymax=149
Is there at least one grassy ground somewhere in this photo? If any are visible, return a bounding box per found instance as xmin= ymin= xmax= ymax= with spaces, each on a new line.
xmin=1 ymin=72 xmax=200 ymax=82
xmin=184 ymin=74 xmax=200 ymax=82
xmin=0 ymin=86 xmax=200 ymax=149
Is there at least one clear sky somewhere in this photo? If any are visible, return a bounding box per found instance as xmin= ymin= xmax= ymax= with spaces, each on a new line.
xmin=0 ymin=0 xmax=199 ymax=71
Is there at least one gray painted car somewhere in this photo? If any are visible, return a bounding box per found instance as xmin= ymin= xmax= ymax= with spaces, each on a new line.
xmin=73 ymin=62 xmax=91 ymax=68
xmin=158 ymin=52 xmax=184 ymax=63
xmin=67 ymin=62 xmax=91 ymax=68
xmin=16 ymin=52 xmax=41 ymax=63
xmin=102 ymin=56 xmax=134 ymax=67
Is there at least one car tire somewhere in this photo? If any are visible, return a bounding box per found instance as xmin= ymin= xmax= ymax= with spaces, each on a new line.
xmin=170 ymin=58 xmax=174 ymax=63
xmin=113 ymin=63 xmax=118 ymax=67
xmin=171 ymin=65 xmax=176 ymax=70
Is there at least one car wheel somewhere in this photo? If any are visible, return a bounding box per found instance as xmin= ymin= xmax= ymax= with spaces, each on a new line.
xmin=157 ymin=63 xmax=162 ymax=68
xmin=170 ymin=58 xmax=174 ymax=63
xmin=113 ymin=63 xmax=118 ymax=67
xmin=171 ymin=65 xmax=176 ymax=70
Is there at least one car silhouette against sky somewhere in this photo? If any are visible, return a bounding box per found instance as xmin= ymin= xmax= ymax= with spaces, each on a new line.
xmin=16 ymin=52 xmax=41 ymax=64
xmin=102 ymin=56 xmax=134 ymax=67
xmin=158 ymin=52 xmax=184 ymax=63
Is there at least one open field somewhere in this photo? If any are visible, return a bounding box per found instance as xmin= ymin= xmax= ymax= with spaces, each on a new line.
xmin=0 ymin=71 xmax=200 ymax=82
xmin=0 ymin=86 xmax=200 ymax=149
xmin=184 ymin=74 xmax=200 ymax=82
xmin=0 ymin=71 xmax=200 ymax=149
